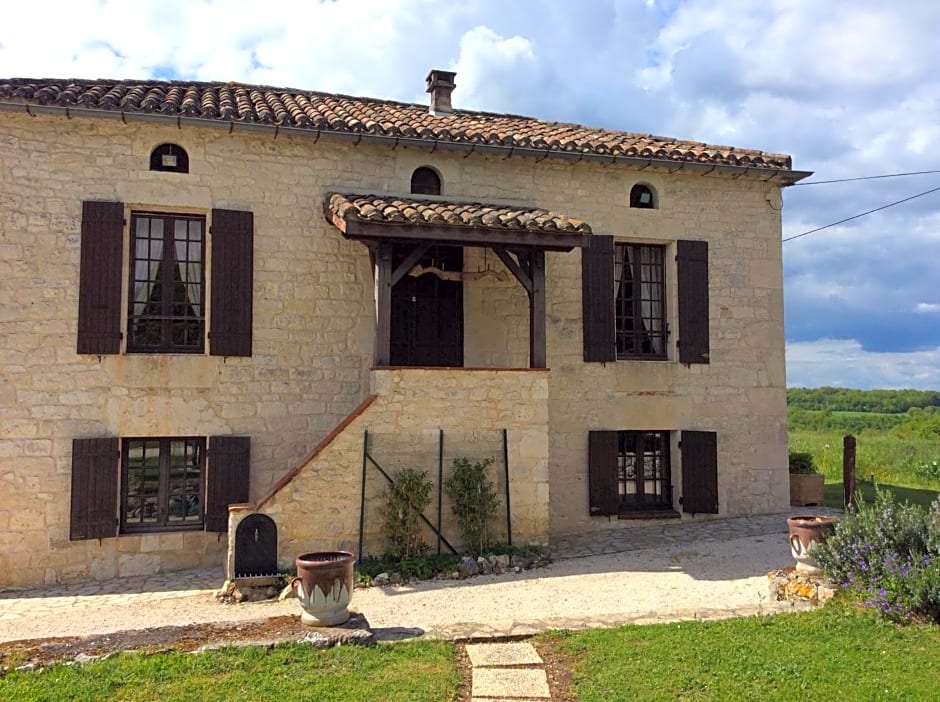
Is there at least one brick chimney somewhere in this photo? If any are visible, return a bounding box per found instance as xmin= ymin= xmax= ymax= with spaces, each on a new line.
xmin=426 ymin=70 xmax=456 ymax=115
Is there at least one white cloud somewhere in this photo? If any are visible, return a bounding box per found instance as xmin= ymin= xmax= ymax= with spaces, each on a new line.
xmin=1 ymin=0 xmax=938 ymax=387
xmin=915 ymin=303 xmax=940 ymax=314
xmin=787 ymin=339 xmax=940 ymax=389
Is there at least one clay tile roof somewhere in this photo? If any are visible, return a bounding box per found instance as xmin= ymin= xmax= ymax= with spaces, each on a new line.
xmin=326 ymin=193 xmax=593 ymax=234
xmin=0 ymin=78 xmax=794 ymax=171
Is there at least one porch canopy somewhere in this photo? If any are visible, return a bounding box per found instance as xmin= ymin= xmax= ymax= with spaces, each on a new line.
xmin=324 ymin=193 xmax=591 ymax=368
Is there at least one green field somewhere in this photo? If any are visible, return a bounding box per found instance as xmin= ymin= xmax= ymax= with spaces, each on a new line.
xmin=787 ymin=388 xmax=940 ymax=508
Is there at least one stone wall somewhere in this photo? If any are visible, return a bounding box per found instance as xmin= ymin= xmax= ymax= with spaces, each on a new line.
xmin=253 ymin=368 xmax=550 ymax=569
xmin=0 ymin=108 xmax=787 ymax=587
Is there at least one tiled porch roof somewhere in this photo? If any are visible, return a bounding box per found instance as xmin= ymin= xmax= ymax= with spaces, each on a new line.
xmin=325 ymin=193 xmax=592 ymax=234
xmin=0 ymin=78 xmax=795 ymax=172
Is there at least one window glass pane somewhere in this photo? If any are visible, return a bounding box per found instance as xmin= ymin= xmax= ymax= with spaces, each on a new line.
xmin=122 ymin=437 xmax=204 ymax=531
xmin=615 ymin=244 xmax=666 ymax=358
xmin=617 ymin=430 xmax=671 ymax=511
xmin=128 ymin=214 xmax=205 ymax=352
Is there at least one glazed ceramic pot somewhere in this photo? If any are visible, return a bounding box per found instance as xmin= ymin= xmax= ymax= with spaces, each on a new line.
xmin=292 ymin=551 xmax=355 ymax=626
xmin=787 ymin=516 xmax=837 ymax=575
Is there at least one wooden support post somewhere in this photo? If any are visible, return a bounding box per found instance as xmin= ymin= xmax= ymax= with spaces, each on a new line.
xmin=843 ymin=434 xmax=857 ymax=509
xmin=375 ymin=242 xmax=393 ymax=366
xmin=529 ymin=248 xmax=546 ymax=368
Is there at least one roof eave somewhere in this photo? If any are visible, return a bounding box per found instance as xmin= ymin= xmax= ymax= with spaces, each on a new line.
xmin=0 ymin=101 xmax=811 ymax=183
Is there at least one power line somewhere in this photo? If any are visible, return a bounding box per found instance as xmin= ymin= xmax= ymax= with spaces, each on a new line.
xmin=782 ymin=185 xmax=940 ymax=243
xmin=792 ymin=169 xmax=940 ymax=186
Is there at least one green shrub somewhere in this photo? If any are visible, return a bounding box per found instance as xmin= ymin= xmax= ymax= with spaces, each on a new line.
xmin=382 ymin=467 xmax=433 ymax=559
xmin=815 ymin=488 xmax=940 ymax=622
xmin=444 ymin=457 xmax=499 ymax=556
xmin=788 ymin=451 xmax=817 ymax=474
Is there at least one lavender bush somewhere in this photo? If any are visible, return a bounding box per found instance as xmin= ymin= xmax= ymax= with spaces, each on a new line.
xmin=815 ymin=489 xmax=940 ymax=623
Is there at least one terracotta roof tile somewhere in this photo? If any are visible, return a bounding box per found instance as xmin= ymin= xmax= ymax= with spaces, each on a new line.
xmin=0 ymin=78 xmax=794 ymax=171
xmin=326 ymin=193 xmax=592 ymax=234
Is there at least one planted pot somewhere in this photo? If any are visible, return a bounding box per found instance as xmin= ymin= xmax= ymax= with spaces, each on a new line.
xmin=787 ymin=515 xmax=837 ymax=575
xmin=292 ymin=551 xmax=355 ymax=626
xmin=789 ymin=473 xmax=825 ymax=506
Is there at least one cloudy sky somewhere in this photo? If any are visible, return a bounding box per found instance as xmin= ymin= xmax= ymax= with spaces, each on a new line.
xmin=2 ymin=0 xmax=938 ymax=389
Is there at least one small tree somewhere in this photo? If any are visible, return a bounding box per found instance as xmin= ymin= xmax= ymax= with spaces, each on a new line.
xmin=445 ymin=457 xmax=499 ymax=555
xmin=382 ymin=467 xmax=433 ymax=559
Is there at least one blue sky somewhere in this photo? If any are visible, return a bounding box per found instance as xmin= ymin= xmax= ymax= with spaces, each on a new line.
xmin=2 ymin=0 xmax=938 ymax=389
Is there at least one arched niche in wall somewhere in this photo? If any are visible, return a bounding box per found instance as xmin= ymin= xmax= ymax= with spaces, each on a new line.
xmin=411 ymin=166 xmax=442 ymax=195
xmin=630 ymin=183 xmax=657 ymax=209
xmin=150 ymin=143 xmax=189 ymax=174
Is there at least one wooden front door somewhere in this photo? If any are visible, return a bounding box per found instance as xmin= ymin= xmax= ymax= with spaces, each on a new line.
xmin=390 ymin=245 xmax=463 ymax=367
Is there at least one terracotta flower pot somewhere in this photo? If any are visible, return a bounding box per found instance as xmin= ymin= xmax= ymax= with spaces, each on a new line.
xmin=293 ymin=551 xmax=355 ymax=626
xmin=789 ymin=473 xmax=825 ymax=506
xmin=787 ymin=515 xmax=837 ymax=575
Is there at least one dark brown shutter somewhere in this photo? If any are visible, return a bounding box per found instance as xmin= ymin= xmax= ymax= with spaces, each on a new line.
xmin=209 ymin=209 xmax=253 ymax=356
xmin=588 ymin=430 xmax=620 ymax=516
xmin=70 ymin=437 xmax=119 ymax=540
xmin=77 ymin=201 xmax=124 ymax=354
xmin=677 ymin=240 xmax=709 ymax=364
xmin=205 ymin=435 xmax=250 ymax=532
xmin=680 ymin=430 xmax=718 ymax=514
xmin=582 ymin=235 xmax=616 ymax=362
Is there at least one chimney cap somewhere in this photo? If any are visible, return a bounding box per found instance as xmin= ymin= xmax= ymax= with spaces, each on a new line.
xmin=426 ymin=69 xmax=457 ymax=91
xmin=426 ymin=69 xmax=457 ymax=115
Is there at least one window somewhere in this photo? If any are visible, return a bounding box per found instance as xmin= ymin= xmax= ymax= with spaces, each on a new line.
xmin=630 ymin=184 xmax=655 ymax=209
xmin=588 ymin=430 xmax=673 ymax=515
xmin=77 ymin=201 xmax=254 ymax=357
xmin=128 ymin=213 xmax=205 ymax=353
xmin=150 ymin=143 xmax=189 ymax=173
xmin=411 ymin=166 xmax=441 ymax=195
xmin=615 ymin=243 xmax=666 ymax=358
xmin=121 ymin=437 xmax=205 ymax=532
xmin=70 ymin=435 xmax=251 ymax=540
xmin=588 ymin=429 xmax=718 ymax=517
xmin=581 ymin=236 xmax=709 ymax=364
xmin=617 ymin=431 xmax=671 ymax=511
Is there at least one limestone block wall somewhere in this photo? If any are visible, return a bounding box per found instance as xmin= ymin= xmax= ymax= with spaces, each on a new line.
xmin=256 ymin=368 xmax=550 ymax=569
xmin=1 ymin=106 xmax=788 ymax=587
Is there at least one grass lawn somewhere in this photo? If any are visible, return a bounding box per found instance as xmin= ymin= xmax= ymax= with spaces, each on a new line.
xmin=823 ymin=481 xmax=939 ymax=510
xmin=547 ymin=607 xmax=940 ymax=702
xmin=0 ymin=639 xmax=459 ymax=702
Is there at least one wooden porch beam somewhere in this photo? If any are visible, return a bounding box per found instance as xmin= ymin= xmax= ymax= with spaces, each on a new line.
xmin=339 ymin=220 xmax=585 ymax=252
xmin=391 ymin=242 xmax=432 ymax=286
xmin=492 ymin=247 xmax=533 ymax=295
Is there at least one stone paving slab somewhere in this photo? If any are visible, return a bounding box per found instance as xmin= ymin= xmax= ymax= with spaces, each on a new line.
xmin=550 ymin=508 xmax=840 ymax=560
xmin=466 ymin=642 xmax=543 ymax=667
xmin=472 ymin=667 xmax=551 ymax=699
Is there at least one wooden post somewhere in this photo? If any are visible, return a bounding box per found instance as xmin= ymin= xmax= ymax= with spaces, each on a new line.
xmin=843 ymin=434 xmax=857 ymax=509
xmin=374 ymin=243 xmax=393 ymax=366
xmin=529 ymin=248 xmax=546 ymax=369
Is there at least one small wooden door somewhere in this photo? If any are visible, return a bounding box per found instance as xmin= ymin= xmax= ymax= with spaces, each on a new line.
xmin=390 ymin=245 xmax=463 ymax=367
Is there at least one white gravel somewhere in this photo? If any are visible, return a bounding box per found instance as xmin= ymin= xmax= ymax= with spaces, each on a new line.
xmin=0 ymin=533 xmax=805 ymax=643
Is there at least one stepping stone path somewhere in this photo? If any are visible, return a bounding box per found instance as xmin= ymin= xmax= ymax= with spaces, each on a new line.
xmin=465 ymin=641 xmax=551 ymax=701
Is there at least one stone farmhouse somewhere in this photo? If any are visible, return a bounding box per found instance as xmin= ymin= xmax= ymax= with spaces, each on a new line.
xmin=0 ymin=72 xmax=809 ymax=588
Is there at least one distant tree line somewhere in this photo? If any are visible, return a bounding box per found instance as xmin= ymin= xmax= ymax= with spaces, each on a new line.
xmin=788 ymin=406 xmax=940 ymax=438
xmin=787 ymin=387 xmax=940 ymax=414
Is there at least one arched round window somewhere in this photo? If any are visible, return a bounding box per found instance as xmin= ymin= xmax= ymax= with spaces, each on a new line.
xmin=630 ymin=184 xmax=656 ymax=209
xmin=411 ymin=167 xmax=441 ymax=195
xmin=150 ymin=143 xmax=189 ymax=173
